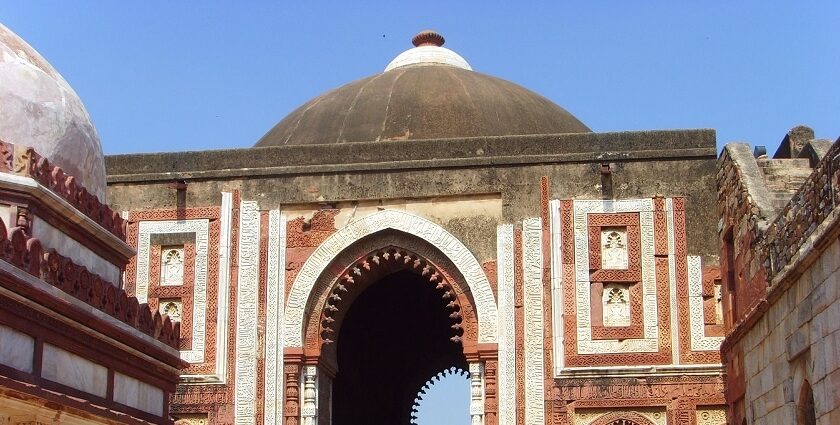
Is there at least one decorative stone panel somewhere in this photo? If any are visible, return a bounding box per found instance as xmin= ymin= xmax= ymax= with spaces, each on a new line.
xmin=672 ymin=197 xmax=722 ymax=365
xmin=601 ymin=228 xmax=629 ymax=270
xmin=127 ymin=194 xmax=233 ymax=381
xmin=560 ymin=199 xmax=672 ymax=367
xmin=575 ymin=408 xmax=665 ymax=425
xmin=695 ymin=406 xmax=727 ymax=425
xmin=159 ymin=298 xmax=183 ymax=322
xmin=161 ymin=247 xmax=185 ymax=286
xmin=136 ymin=219 xmax=209 ymax=365
xmin=601 ymin=283 xmax=631 ymax=326
xmin=174 ymin=414 xmax=208 ymax=425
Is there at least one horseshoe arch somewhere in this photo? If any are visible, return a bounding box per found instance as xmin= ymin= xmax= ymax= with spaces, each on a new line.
xmin=282 ymin=209 xmax=498 ymax=347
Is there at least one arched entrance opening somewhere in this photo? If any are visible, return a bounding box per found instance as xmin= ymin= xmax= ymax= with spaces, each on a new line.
xmin=282 ymin=212 xmax=498 ymax=425
xmin=332 ymin=269 xmax=468 ymax=424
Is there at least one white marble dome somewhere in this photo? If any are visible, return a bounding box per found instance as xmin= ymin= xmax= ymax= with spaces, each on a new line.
xmin=384 ymin=29 xmax=472 ymax=72
xmin=0 ymin=23 xmax=106 ymax=201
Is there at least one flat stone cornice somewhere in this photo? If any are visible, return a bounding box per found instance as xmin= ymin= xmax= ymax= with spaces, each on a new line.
xmin=106 ymin=129 xmax=717 ymax=183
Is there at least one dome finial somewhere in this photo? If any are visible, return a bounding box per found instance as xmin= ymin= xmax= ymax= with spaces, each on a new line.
xmin=412 ymin=30 xmax=445 ymax=47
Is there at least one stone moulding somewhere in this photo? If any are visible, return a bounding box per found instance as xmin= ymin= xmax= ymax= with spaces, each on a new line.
xmin=0 ymin=170 xmax=133 ymax=264
xmin=105 ymin=129 xmax=717 ymax=183
xmin=283 ymin=209 xmax=498 ymax=347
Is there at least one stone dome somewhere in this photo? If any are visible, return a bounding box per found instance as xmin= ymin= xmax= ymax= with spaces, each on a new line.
xmin=255 ymin=31 xmax=589 ymax=147
xmin=0 ymin=23 xmax=106 ymax=201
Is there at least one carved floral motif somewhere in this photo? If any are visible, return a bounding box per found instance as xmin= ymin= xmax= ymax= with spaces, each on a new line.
xmin=162 ymin=247 xmax=185 ymax=285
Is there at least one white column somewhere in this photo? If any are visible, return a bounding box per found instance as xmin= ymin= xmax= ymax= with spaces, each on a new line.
xmin=301 ymin=365 xmax=318 ymax=425
xmin=469 ymin=362 xmax=485 ymax=425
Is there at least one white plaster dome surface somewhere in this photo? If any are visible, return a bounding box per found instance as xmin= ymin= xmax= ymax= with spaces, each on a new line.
xmin=384 ymin=45 xmax=472 ymax=72
xmin=0 ymin=23 xmax=106 ymax=201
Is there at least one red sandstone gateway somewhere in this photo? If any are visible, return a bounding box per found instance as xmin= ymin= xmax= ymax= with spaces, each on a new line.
xmin=2 ymin=24 xmax=837 ymax=425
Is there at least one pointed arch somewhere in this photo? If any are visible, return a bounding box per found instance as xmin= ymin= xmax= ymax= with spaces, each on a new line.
xmin=798 ymin=380 xmax=816 ymax=425
xmin=283 ymin=209 xmax=498 ymax=347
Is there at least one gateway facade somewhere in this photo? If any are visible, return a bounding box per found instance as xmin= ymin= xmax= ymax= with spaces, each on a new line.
xmin=104 ymin=31 xmax=729 ymax=424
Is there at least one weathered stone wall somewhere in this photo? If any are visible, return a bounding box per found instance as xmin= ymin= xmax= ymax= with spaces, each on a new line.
xmin=716 ymin=144 xmax=775 ymax=327
xmin=739 ymin=237 xmax=840 ymax=424
xmin=718 ymin=136 xmax=840 ymax=424
xmin=106 ymin=130 xmax=720 ymax=264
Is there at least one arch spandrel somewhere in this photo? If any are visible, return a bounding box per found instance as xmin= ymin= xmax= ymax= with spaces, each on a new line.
xmin=302 ymin=238 xmax=482 ymax=365
xmin=283 ymin=209 xmax=498 ymax=347
xmin=590 ymin=411 xmax=657 ymax=425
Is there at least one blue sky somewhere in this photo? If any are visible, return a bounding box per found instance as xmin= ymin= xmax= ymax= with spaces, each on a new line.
xmin=3 ymin=2 xmax=838 ymax=157
xmin=3 ymin=2 xmax=838 ymax=423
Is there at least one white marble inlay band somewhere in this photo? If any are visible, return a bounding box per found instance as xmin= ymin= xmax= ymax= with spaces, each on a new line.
xmin=136 ymin=219 xmax=209 ymax=364
xmin=496 ymin=224 xmax=516 ymax=425
xmin=234 ymin=200 xmax=261 ymax=424
xmin=549 ymin=199 xmax=566 ymax=377
xmin=522 ymin=218 xmax=544 ymax=425
xmin=212 ymin=191 xmax=234 ymax=382
xmin=688 ymin=255 xmax=724 ymax=351
xmin=264 ymin=210 xmax=286 ymax=425
xmin=283 ymin=209 xmax=498 ymax=347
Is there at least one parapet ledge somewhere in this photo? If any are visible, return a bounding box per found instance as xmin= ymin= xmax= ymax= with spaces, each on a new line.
xmin=720 ymin=143 xmax=778 ymax=230
xmin=800 ymin=139 xmax=834 ymax=167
